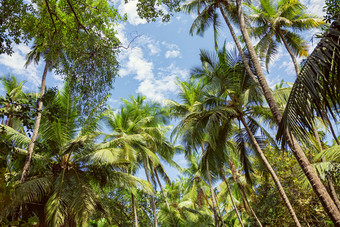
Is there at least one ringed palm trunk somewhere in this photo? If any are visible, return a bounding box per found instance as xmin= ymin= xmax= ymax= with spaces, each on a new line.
xmin=239 ymin=116 xmax=301 ymax=226
xmin=20 ymin=60 xmax=50 ymax=183
xmin=235 ymin=0 xmax=340 ymax=224
xmin=153 ymin=167 xmax=176 ymax=226
xmin=142 ymin=154 xmax=158 ymax=227
xmin=220 ymin=168 xmax=244 ymax=227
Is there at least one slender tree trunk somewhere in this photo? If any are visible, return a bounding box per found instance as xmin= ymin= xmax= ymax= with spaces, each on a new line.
xmin=142 ymin=154 xmax=158 ymax=227
xmin=277 ymin=31 xmax=300 ymax=76
xmin=228 ymin=159 xmax=263 ymax=227
xmin=153 ymin=167 xmax=176 ymax=226
xmin=205 ymin=155 xmax=219 ymax=227
xmin=20 ymin=60 xmax=50 ymax=183
xmin=240 ymin=187 xmax=263 ymax=227
xmin=324 ymin=113 xmax=340 ymax=145
xmin=221 ymin=168 xmax=244 ymax=227
xmin=218 ymin=3 xmax=257 ymax=83
xmin=131 ymin=192 xmax=138 ymax=227
xmin=235 ymin=0 xmax=340 ymax=224
xmin=240 ymin=116 xmax=301 ymax=226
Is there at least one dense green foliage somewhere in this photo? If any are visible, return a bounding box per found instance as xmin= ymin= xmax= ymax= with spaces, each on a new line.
xmin=1 ymin=0 xmax=340 ymax=226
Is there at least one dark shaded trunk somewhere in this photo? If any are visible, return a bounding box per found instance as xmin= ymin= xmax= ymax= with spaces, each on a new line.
xmin=236 ymin=0 xmax=340 ymax=224
xmin=21 ymin=60 xmax=50 ymax=183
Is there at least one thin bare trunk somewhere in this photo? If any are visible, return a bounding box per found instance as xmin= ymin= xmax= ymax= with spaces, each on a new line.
xmin=218 ymin=3 xmax=257 ymax=83
xmin=277 ymin=31 xmax=300 ymax=76
xmin=228 ymin=159 xmax=263 ymax=227
xmin=205 ymin=156 xmax=219 ymax=226
xmin=240 ymin=116 xmax=301 ymax=226
xmin=142 ymin=154 xmax=158 ymax=227
xmin=325 ymin=113 xmax=340 ymax=145
xmin=20 ymin=61 xmax=50 ymax=183
xmin=221 ymin=168 xmax=244 ymax=227
xmin=236 ymin=0 xmax=340 ymax=224
xmin=154 ymin=167 xmax=176 ymax=226
xmin=240 ymin=187 xmax=262 ymax=227
xmin=132 ymin=193 xmax=138 ymax=227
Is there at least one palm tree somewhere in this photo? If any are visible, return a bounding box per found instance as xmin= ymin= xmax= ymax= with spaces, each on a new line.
xmin=234 ymin=0 xmax=340 ymax=223
xmin=0 ymin=75 xmax=28 ymax=128
xmin=186 ymin=46 xmax=302 ymax=226
xmin=181 ymin=0 xmax=258 ymax=83
xmin=1 ymin=83 xmax=151 ymax=225
xmin=103 ymin=95 xmax=172 ymax=227
xmin=247 ymin=0 xmax=325 ymax=74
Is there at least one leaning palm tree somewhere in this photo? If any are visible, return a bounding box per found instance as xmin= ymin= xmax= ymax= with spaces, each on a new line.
xmin=247 ymin=0 xmax=325 ymax=74
xmin=234 ymin=0 xmax=340 ymax=223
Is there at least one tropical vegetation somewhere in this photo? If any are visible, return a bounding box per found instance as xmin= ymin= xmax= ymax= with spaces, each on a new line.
xmin=0 ymin=0 xmax=339 ymax=226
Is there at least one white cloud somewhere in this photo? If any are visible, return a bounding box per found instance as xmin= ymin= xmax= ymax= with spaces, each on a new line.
xmin=118 ymin=0 xmax=147 ymax=26
xmin=119 ymin=47 xmax=154 ymax=80
xmin=0 ymin=44 xmax=41 ymax=86
xmin=279 ymin=60 xmax=295 ymax=75
xmin=165 ymin=50 xmax=181 ymax=58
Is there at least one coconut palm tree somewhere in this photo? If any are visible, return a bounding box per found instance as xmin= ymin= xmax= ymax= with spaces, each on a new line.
xmin=186 ymin=45 xmax=302 ymax=226
xmin=235 ymin=0 xmax=340 ymax=223
xmin=247 ymin=0 xmax=325 ymax=74
xmin=0 ymin=83 xmax=151 ymax=225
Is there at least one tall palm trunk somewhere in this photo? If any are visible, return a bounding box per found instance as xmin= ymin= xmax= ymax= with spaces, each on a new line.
xmin=205 ymin=156 xmax=219 ymax=226
xmin=240 ymin=116 xmax=301 ymax=226
xmin=220 ymin=168 xmax=244 ymax=227
xmin=20 ymin=60 xmax=50 ymax=183
xmin=228 ymin=159 xmax=263 ymax=227
xmin=235 ymin=0 xmax=340 ymax=224
xmin=218 ymin=3 xmax=257 ymax=83
xmin=153 ymin=167 xmax=176 ymax=226
xmin=277 ymin=31 xmax=300 ymax=76
xmin=142 ymin=154 xmax=158 ymax=227
xmin=131 ymin=192 xmax=138 ymax=227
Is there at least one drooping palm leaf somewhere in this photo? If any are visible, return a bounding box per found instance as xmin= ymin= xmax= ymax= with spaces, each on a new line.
xmin=277 ymin=18 xmax=340 ymax=144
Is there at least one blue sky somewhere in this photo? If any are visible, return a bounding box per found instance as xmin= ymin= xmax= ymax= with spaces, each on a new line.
xmin=0 ymin=0 xmax=330 ymax=182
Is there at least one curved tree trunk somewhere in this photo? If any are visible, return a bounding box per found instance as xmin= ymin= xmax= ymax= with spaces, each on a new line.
xmin=235 ymin=0 xmax=340 ymax=224
xmin=153 ymin=167 xmax=176 ymax=226
xmin=142 ymin=154 xmax=158 ymax=227
xmin=277 ymin=31 xmax=300 ymax=76
xmin=240 ymin=116 xmax=301 ymax=226
xmin=20 ymin=60 xmax=50 ymax=183
xmin=221 ymin=168 xmax=244 ymax=227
